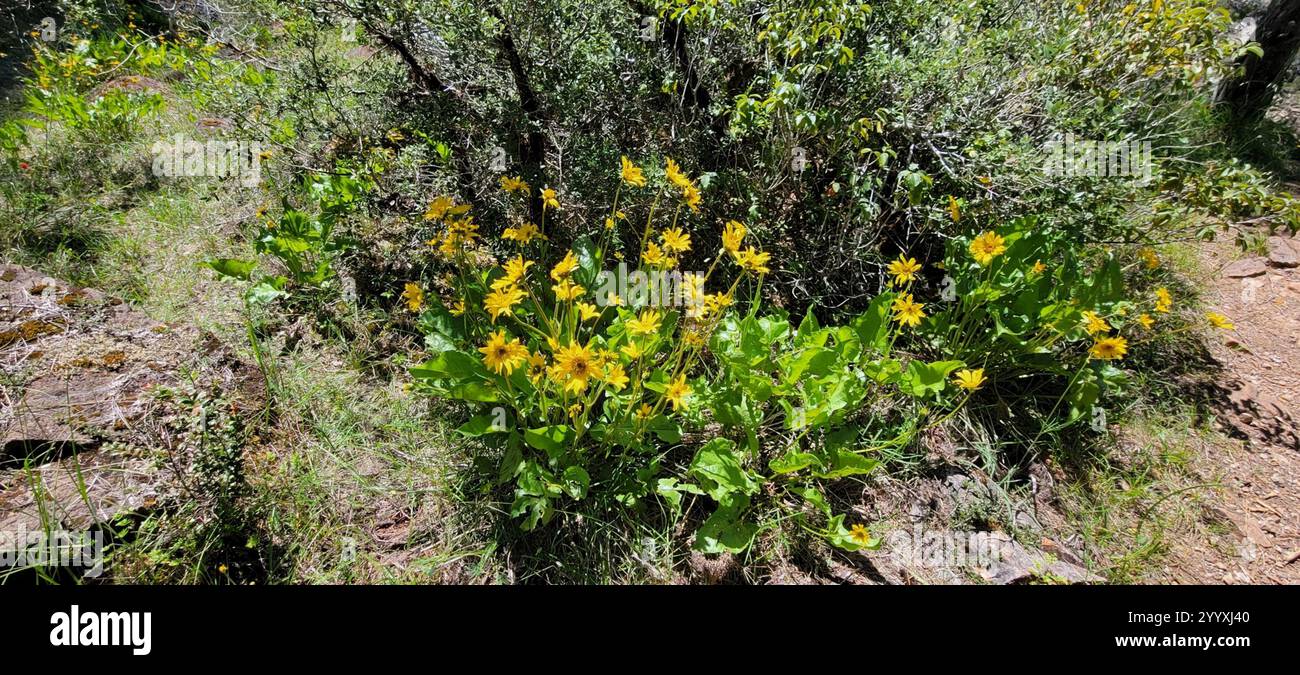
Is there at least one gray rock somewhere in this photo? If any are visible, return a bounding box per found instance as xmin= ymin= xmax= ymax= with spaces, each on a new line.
xmin=983 ymin=538 xmax=1105 ymax=585
xmin=1267 ymin=236 xmax=1298 ymax=268
xmin=1223 ymin=257 xmax=1269 ymax=278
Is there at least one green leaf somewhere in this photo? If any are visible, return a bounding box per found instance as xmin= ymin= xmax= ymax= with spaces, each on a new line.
xmin=202 ymin=258 xmax=256 ymax=280
xmin=899 ymin=359 xmax=963 ymax=398
xmin=851 ymin=293 xmax=895 ymax=353
xmin=812 ymin=449 xmax=880 ymax=480
xmin=457 ymin=413 xmax=507 ymax=437
xmin=689 ymin=438 xmax=760 ymax=500
xmin=245 ymin=280 xmax=286 ymax=305
xmin=693 ymin=494 xmax=758 ymax=554
xmin=769 ymin=451 xmax=818 ymax=475
xmin=524 ymin=425 xmax=575 ymax=456
xmin=561 ymin=466 xmax=591 ymax=499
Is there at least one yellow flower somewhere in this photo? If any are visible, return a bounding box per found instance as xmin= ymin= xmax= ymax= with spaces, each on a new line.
xmin=722 ymin=220 xmax=746 ymax=254
xmin=542 ymin=187 xmax=560 ymax=210
xmin=887 ymin=255 xmax=923 ymax=285
xmin=604 ymin=217 xmax=616 ymax=230
xmin=551 ymin=250 xmax=579 ymax=281
xmin=664 ymin=373 xmax=691 ymax=411
xmin=218 ymin=564 xmax=229 ymax=574
xmin=485 ymin=285 xmax=526 ymax=322
xmin=947 ymin=195 xmax=961 ymax=223
xmin=502 ymin=221 xmax=545 ymax=245
xmin=1089 ymin=336 xmax=1128 ymax=360
xmin=1136 ymin=313 xmax=1154 ymax=329
xmin=500 ymin=175 xmax=531 ymax=194
xmin=402 ymin=282 xmax=424 ymax=312
xmin=891 ymin=293 xmax=926 ymax=328
xmin=636 ymin=403 xmax=654 ymax=420
xmin=706 ymin=292 xmax=733 ymax=315
xmin=552 ymin=279 xmax=585 ymax=301
xmin=1031 ymin=260 xmax=1047 ymax=275
xmin=1139 ymin=247 xmax=1160 ymax=270
xmin=1154 ymin=287 xmax=1172 ymax=313
xmin=576 ymin=302 xmax=601 ymax=321
xmin=1206 ymin=312 xmax=1235 ymax=330
xmin=953 ymin=368 xmax=986 ymax=391
xmin=736 ymin=247 xmax=771 ymax=275
xmin=551 ymin=342 xmax=597 ymax=393
xmin=627 ymin=309 xmax=663 ymax=336
xmin=969 ymin=231 xmax=1007 ymax=266
xmin=665 ymin=157 xmax=691 ymax=191
xmin=642 ymin=241 xmax=667 ymax=267
xmin=620 ymin=156 xmax=646 ymax=187
xmin=493 ymin=256 xmax=534 ymax=290
xmin=681 ymin=183 xmax=702 ymax=212
xmin=621 ymin=341 xmax=644 ymax=360
xmin=602 ymin=363 xmax=630 ymax=391
xmin=661 ymin=227 xmax=692 ymax=254
xmin=849 ymin=524 xmax=872 ymax=546
xmin=1082 ymin=310 xmax=1110 ymax=335
xmin=479 ymin=330 xmax=529 ymax=375
xmin=424 ymin=195 xmax=460 ymax=221
xmin=449 ymin=300 xmax=465 ymax=316
xmin=606 ymin=292 xmax=624 ymax=307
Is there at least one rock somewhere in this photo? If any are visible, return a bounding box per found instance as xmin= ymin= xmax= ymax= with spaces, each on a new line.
xmin=982 ymin=538 xmax=1105 ymax=584
xmin=1267 ymin=236 xmax=1298 ymax=268
xmin=1223 ymin=257 xmax=1269 ymax=278
xmin=0 ymin=264 xmax=260 ymax=572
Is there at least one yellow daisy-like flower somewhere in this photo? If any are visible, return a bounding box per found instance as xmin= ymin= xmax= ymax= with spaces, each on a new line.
xmin=722 ymin=220 xmax=746 ymax=254
xmin=664 ymin=373 xmax=691 ymax=411
xmin=1031 ymin=260 xmax=1047 ymax=275
xmin=681 ymin=183 xmax=702 ymax=212
xmin=552 ymin=279 xmax=585 ymax=301
xmin=576 ymin=302 xmax=601 ymax=321
xmin=606 ymin=292 xmax=624 ymax=307
xmin=551 ymin=250 xmax=579 ymax=281
xmin=1136 ymin=313 xmax=1154 ymax=329
xmin=550 ymin=342 xmax=597 ymax=393
xmin=492 ymin=256 xmax=533 ymax=291
xmin=500 ymin=175 xmax=530 ymax=195
xmin=636 ymin=403 xmax=654 ymax=420
xmin=969 ymin=231 xmax=1007 ymax=266
xmin=891 ymin=293 xmax=926 ymax=328
xmin=621 ymin=341 xmax=644 ymax=360
xmin=484 ymin=285 xmax=526 ymax=322
xmin=952 ymin=368 xmax=986 ymax=391
xmin=502 ymin=221 xmax=545 ymax=245
xmin=661 ymin=227 xmax=692 ymax=254
xmin=479 ymin=330 xmax=529 ymax=376
xmin=620 ymin=156 xmax=646 ymax=188
xmin=849 ymin=524 xmax=872 ymax=546
xmin=602 ymin=363 xmax=630 ymax=391
xmin=887 ymin=255 xmax=922 ymax=285
xmin=642 ymin=241 xmax=668 ymax=267
xmin=1206 ymin=312 xmax=1235 ymax=330
xmin=541 ymin=187 xmax=560 ymax=210
xmin=736 ymin=247 xmax=771 ymax=275
xmin=1089 ymin=335 xmax=1128 ymax=360
xmin=665 ymin=157 xmax=691 ymax=191
xmin=1082 ymin=310 xmax=1110 ymax=335
xmin=1154 ymin=287 xmax=1172 ymax=313
xmin=424 ymin=195 xmax=464 ymax=221
xmin=1139 ymin=247 xmax=1160 ymax=270
xmin=402 ymin=282 xmax=424 ymax=312
xmin=626 ymin=309 xmax=663 ymax=336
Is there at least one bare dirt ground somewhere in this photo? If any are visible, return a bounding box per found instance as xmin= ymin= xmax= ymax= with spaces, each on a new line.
xmin=1151 ymin=233 xmax=1300 ymax=584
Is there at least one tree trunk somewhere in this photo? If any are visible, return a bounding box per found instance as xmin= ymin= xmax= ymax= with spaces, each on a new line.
xmin=1217 ymin=0 xmax=1300 ymax=121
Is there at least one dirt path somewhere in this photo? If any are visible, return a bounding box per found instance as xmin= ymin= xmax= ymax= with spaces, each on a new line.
xmin=1157 ymin=234 xmax=1300 ymax=583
